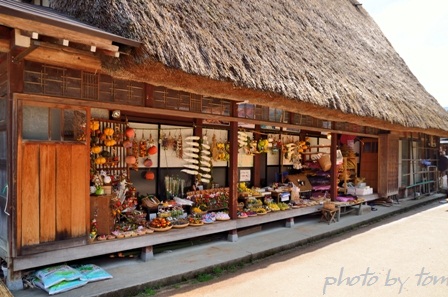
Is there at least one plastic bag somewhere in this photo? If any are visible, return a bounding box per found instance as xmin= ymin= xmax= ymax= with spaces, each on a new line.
xmin=34 ymin=264 xmax=86 ymax=289
xmin=71 ymin=264 xmax=113 ymax=282
xmin=33 ymin=277 xmax=88 ymax=295
xmin=290 ymin=183 xmax=301 ymax=202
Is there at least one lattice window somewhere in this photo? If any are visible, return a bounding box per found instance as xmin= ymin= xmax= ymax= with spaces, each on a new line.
xmin=24 ymin=62 xmax=144 ymax=106
xmin=237 ymin=103 xmax=255 ymax=119
xmin=64 ymin=68 xmax=82 ymax=98
xmin=365 ymin=127 xmax=379 ymax=135
xmin=190 ymin=94 xmax=202 ymax=113
xmin=82 ymin=73 xmax=98 ymax=100
xmin=335 ymin=122 xmax=364 ymax=134
xmin=99 ymin=74 xmax=113 ymax=101
xmin=202 ymin=97 xmax=230 ymax=116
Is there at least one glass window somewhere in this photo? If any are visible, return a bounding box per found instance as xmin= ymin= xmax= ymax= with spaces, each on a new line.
xmin=0 ymin=98 xmax=6 ymax=122
xmin=23 ymin=105 xmax=49 ymax=140
xmin=50 ymin=108 xmax=62 ymax=140
xmin=22 ymin=104 xmax=86 ymax=142
xmin=0 ymin=131 xmax=5 ymax=159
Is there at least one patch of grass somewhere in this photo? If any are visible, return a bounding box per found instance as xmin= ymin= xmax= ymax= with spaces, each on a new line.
xmin=212 ymin=266 xmax=224 ymax=276
xmin=196 ymin=273 xmax=214 ymax=282
xmin=140 ymin=287 xmax=156 ymax=296
xmin=225 ymin=262 xmax=244 ymax=273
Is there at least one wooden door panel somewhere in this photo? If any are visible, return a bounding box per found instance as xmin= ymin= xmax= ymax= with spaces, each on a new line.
xmin=21 ymin=144 xmax=40 ymax=246
xmin=19 ymin=142 xmax=88 ymax=248
xmin=70 ymin=145 xmax=88 ymax=237
xmin=360 ymin=139 xmax=378 ymax=192
xmin=55 ymin=145 xmax=72 ymax=240
xmin=378 ymin=134 xmax=399 ymax=196
xmin=39 ymin=144 xmax=56 ymax=242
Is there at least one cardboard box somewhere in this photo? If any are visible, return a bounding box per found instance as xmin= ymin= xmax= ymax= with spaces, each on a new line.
xmin=347 ymin=187 xmax=373 ymax=196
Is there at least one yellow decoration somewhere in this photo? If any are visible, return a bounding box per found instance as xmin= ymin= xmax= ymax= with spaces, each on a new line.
xmin=91 ymin=146 xmax=102 ymax=154
xmin=90 ymin=121 xmax=100 ymax=131
xmin=103 ymin=127 xmax=114 ymax=136
xmin=95 ymin=157 xmax=107 ymax=165
xmin=104 ymin=139 xmax=117 ymax=147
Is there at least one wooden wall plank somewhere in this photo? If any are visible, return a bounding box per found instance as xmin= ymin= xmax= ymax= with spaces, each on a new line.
xmin=55 ymin=145 xmax=72 ymax=239
xmin=70 ymin=145 xmax=88 ymax=237
xmin=39 ymin=144 xmax=56 ymax=242
xmin=21 ymin=144 xmax=40 ymax=246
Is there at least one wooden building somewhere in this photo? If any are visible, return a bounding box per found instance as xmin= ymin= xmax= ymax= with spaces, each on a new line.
xmin=0 ymin=0 xmax=447 ymax=290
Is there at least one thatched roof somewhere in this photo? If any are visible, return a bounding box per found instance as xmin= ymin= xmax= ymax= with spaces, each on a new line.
xmin=50 ymin=0 xmax=448 ymax=135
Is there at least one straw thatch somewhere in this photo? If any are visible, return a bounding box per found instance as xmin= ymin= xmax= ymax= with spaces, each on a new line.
xmin=50 ymin=0 xmax=448 ymax=135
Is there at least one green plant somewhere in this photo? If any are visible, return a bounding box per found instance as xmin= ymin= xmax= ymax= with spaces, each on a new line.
xmin=212 ymin=266 xmax=223 ymax=276
xmin=143 ymin=288 xmax=156 ymax=296
xmin=196 ymin=273 xmax=214 ymax=282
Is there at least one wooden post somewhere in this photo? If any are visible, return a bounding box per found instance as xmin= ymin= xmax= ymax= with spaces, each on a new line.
xmin=7 ymin=31 xmax=26 ymax=291
xmin=228 ymin=103 xmax=239 ymax=220
xmin=253 ymin=125 xmax=261 ymax=187
xmin=330 ymin=132 xmax=338 ymax=200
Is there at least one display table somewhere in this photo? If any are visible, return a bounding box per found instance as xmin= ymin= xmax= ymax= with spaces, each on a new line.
xmin=334 ymin=201 xmax=363 ymax=221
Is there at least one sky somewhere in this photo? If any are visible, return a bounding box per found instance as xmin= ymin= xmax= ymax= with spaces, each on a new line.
xmin=362 ymin=0 xmax=448 ymax=108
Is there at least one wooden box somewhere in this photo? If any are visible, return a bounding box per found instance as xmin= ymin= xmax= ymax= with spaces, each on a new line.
xmin=286 ymin=173 xmax=312 ymax=192
xmin=90 ymin=195 xmax=115 ymax=235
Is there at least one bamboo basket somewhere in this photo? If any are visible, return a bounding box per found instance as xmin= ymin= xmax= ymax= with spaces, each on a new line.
xmin=141 ymin=196 xmax=160 ymax=210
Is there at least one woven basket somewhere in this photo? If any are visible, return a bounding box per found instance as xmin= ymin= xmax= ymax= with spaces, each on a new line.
xmin=323 ymin=202 xmax=336 ymax=211
xmin=141 ymin=196 xmax=160 ymax=210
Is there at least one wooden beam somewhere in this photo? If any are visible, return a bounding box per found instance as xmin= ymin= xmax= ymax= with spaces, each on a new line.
xmin=0 ymin=38 xmax=9 ymax=53
xmin=26 ymin=45 xmax=102 ymax=72
xmin=14 ymin=29 xmax=30 ymax=47
xmin=11 ymin=45 xmax=37 ymax=63
xmin=0 ymin=14 xmax=120 ymax=53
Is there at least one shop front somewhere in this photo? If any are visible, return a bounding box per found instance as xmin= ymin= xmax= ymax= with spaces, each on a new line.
xmin=1 ymin=0 xmax=447 ymax=290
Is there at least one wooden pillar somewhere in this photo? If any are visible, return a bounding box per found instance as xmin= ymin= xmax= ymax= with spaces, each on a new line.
xmin=7 ymin=31 xmax=25 ymax=291
xmin=330 ymin=132 xmax=338 ymax=200
xmin=228 ymin=103 xmax=239 ymax=220
xmin=193 ymin=119 xmax=203 ymax=137
xmin=253 ymin=125 xmax=261 ymax=187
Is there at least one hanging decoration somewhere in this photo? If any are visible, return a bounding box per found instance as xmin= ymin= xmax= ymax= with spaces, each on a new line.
xmin=181 ymin=135 xmax=212 ymax=185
